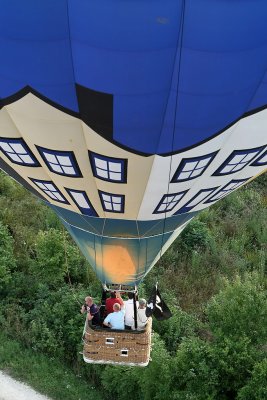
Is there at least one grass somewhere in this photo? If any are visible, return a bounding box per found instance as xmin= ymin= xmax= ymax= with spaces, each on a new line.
xmin=0 ymin=331 xmax=103 ymax=400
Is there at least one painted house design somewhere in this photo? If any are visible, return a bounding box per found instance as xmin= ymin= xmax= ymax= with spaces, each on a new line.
xmin=0 ymin=94 xmax=266 ymax=222
xmin=0 ymin=1 xmax=267 ymax=285
xmin=0 ymin=92 xmax=266 ymax=285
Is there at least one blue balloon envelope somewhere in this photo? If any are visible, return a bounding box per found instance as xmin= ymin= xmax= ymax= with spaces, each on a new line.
xmin=0 ymin=0 xmax=266 ymax=285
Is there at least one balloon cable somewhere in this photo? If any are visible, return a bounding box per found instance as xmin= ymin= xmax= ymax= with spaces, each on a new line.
xmin=135 ymin=219 xmax=142 ymax=285
xmin=100 ymin=217 xmax=107 ymax=285
xmin=158 ymin=0 xmax=186 ymax=278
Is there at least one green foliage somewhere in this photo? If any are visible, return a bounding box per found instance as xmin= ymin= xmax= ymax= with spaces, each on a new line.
xmin=101 ymin=333 xmax=172 ymax=400
xmin=137 ymin=333 xmax=172 ymax=400
xmin=0 ymin=221 xmax=16 ymax=290
xmin=0 ymin=331 xmax=102 ymax=400
xmin=3 ymin=270 xmax=39 ymax=310
xmin=170 ymin=337 xmax=219 ymax=400
xmin=153 ymin=306 xmax=199 ymax=354
xmin=0 ymin=171 xmax=59 ymax=266
xmin=210 ymin=336 xmax=261 ymax=397
xmin=0 ymin=304 xmax=29 ymax=343
xmin=101 ymin=366 xmax=141 ymax=400
xmin=28 ymin=319 xmax=60 ymax=356
xmin=206 ymin=274 xmax=267 ymax=345
xmin=149 ymin=174 xmax=267 ymax=314
xmin=33 ymin=229 xmax=67 ymax=287
xmin=175 ymin=219 xmax=213 ymax=253
xmin=0 ymin=167 xmax=266 ymax=400
xmin=237 ymin=359 xmax=267 ymax=400
xmin=202 ymin=274 xmax=267 ymax=398
xmin=25 ymin=285 xmax=85 ymax=361
xmin=31 ymin=228 xmax=99 ymax=289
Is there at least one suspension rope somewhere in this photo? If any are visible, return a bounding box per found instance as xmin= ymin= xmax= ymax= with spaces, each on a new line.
xmin=100 ymin=216 xmax=107 ymax=285
xmin=157 ymin=0 xmax=187 ymax=277
xmin=135 ymin=218 xmax=142 ymax=286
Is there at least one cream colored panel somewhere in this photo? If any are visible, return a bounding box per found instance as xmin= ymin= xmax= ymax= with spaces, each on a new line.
xmin=138 ymin=126 xmax=228 ymax=220
xmin=3 ymin=94 xmax=155 ymax=219
xmin=0 ymin=107 xmax=61 ymax=206
xmin=5 ymin=96 xmax=102 ymax=215
xmin=1 ymin=95 xmax=266 ymax=221
xmin=0 ymin=107 xmax=22 ymax=137
xmin=138 ymin=112 xmax=267 ymax=220
xmin=81 ymin=121 xmax=155 ymax=219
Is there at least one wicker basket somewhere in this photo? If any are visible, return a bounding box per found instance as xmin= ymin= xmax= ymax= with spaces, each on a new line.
xmin=83 ymin=318 xmax=152 ymax=366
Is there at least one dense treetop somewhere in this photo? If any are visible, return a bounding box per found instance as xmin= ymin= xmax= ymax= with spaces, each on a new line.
xmin=0 ymin=171 xmax=266 ymax=399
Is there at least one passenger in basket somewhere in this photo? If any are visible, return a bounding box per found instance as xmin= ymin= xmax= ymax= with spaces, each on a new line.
xmin=105 ymin=291 xmax=124 ymax=315
xmin=136 ymin=298 xmax=148 ymax=331
xmin=103 ymin=302 xmax=125 ymax=330
xmin=80 ymin=296 xmax=100 ymax=326
xmin=124 ymin=292 xmax=139 ymax=330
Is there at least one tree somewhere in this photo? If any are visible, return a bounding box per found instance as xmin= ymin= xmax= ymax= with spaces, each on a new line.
xmin=206 ymin=273 xmax=267 ymax=346
xmin=101 ymin=334 xmax=171 ymax=400
xmin=33 ymin=229 xmax=66 ymax=287
xmin=170 ymin=337 xmax=219 ymax=400
xmin=0 ymin=221 xmax=16 ymax=291
xmin=237 ymin=359 xmax=267 ymax=400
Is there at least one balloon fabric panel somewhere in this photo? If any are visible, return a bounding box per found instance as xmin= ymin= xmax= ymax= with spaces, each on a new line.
xmin=0 ymin=1 xmax=266 ymax=286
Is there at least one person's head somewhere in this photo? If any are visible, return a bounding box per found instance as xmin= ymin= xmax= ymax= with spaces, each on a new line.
xmin=110 ymin=291 xmax=116 ymax=299
xmin=128 ymin=292 xmax=134 ymax=300
xmin=139 ymin=298 xmax=147 ymax=309
xmin=113 ymin=303 xmax=121 ymax=312
xmin=85 ymin=296 xmax=93 ymax=306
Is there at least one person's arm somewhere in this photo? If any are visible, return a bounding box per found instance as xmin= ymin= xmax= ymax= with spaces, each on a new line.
xmin=103 ymin=315 xmax=112 ymax=328
xmin=80 ymin=304 xmax=86 ymax=314
xmin=87 ymin=312 xmax=93 ymax=321
xmin=105 ymin=298 xmax=110 ymax=310
xmin=115 ymin=291 xmax=124 ymax=308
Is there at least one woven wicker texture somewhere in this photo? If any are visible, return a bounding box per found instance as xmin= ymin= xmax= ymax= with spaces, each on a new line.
xmin=83 ymin=318 xmax=152 ymax=366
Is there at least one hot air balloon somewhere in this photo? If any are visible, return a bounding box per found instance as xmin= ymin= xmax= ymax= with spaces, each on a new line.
xmin=0 ymin=0 xmax=267 ymax=365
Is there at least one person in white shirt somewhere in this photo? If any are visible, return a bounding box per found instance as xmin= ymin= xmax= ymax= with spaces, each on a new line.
xmin=136 ymin=298 xmax=148 ymax=330
xmin=124 ymin=293 xmax=139 ymax=330
xmin=103 ymin=302 xmax=125 ymax=330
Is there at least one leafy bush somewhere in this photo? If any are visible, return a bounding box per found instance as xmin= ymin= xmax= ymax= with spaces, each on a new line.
xmin=211 ymin=335 xmax=261 ymax=397
xmin=0 ymin=163 xmax=266 ymax=400
xmin=101 ymin=366 xmax=141 ymax=400
xmin=101 ymin=334 xmax=171 ymax=400
xmin=0 ymin=221 xmax=16 ymax=290
xmin=26 ymin=285 xmax=85 ymax=362
xmin=206 ymin=273 xmax=267 ymax=345
xmin=33 ymin=229 xmax=67 ymax=287
xmin=175 ymin=219 xmax=213 ymax=254
xmin=153 ymin=306 xmax=199 ymax=354
xmin=237 ymin=359 xmax=267 ymax=400
xmin=28 ymin=319 xmax=61 ymax=356
xmin=170 ymin=337 xmax=219 ymax=400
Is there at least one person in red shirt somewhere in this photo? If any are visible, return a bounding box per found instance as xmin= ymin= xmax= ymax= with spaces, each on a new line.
xmin=105 ymin=291 xmax=124 ymax=315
